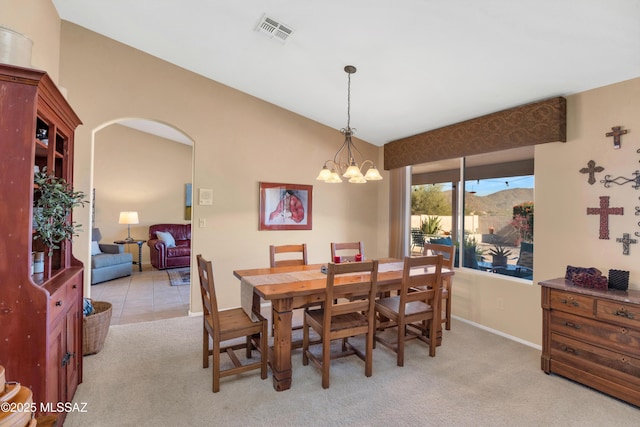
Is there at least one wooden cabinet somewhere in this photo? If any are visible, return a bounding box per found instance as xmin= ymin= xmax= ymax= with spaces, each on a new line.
xmin=0 ymin=63 xmax=83 ymax=421
xmin=540 ymin=278 xmax=640 ymax=407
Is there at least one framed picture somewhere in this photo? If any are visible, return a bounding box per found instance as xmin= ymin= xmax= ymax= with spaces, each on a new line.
xmin=259 ymin=182 xmax=312 ymax=230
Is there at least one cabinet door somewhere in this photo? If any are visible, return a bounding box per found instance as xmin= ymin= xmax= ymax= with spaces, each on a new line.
xmin=46 ymin=319 xmax=65 ymax=410
xmin=65 ymin=303 xmax=80 ymax=400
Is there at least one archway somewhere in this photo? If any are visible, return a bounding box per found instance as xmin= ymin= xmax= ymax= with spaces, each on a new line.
xmin=90 ymin=118 xmax=194 ymax=324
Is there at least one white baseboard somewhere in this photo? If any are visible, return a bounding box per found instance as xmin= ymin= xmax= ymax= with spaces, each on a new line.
xmin=452 ymin=315 xmax=542 ymax=350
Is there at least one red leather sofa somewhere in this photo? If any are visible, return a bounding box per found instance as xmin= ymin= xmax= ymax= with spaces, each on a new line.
xmin=147 ymin=223 xmax=191 ymax=270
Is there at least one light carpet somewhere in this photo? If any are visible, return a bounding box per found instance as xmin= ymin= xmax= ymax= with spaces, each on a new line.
xmin=66 ymin=316 xmax=639 ymax=427
xmin=166 ymin=267 xmax=190 ymax=286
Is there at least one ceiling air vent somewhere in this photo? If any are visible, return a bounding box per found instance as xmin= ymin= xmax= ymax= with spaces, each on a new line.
xmin=255 ymin=15 xmax=294 ymax=43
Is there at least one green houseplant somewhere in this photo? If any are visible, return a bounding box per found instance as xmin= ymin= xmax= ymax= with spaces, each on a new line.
xmin=489 ymin=245 xmax=512 ymax=267
xmin=34 ymin=167 xmax=87 ymax=256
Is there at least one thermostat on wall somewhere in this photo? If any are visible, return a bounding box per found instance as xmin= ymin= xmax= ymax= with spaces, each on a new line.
xmin=199 ymin=188 xmax=213 ymax=205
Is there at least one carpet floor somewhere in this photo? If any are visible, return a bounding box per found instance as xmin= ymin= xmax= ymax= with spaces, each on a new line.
xmin=66 ymin=316 xmax=639 ymax=426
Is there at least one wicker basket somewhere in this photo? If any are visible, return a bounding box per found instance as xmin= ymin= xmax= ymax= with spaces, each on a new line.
xmin=83 ymin=300 xmax=112 ymax=356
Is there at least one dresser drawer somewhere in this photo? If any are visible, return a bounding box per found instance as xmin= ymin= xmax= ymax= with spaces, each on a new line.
xmin=550 ymin=333 xmax=640 ymax=389
xmin=47 ymin=276 xmax=80 ymax=324
xmin=48 ymin=282 xmax=68 ymax=323
xmin=550 ymin=310 xmax=640 ymax=357
xmin=597 ymin=299 xmax=640 ymax=330
xmin=549 ymin=289 xmax=594 ymax=317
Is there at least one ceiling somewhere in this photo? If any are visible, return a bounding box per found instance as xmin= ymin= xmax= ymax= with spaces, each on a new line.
xmin=52 ymin=1 xmax=640 ymax=147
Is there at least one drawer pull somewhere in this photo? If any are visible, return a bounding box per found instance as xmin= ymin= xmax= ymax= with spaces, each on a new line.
xmin=564 ymin=321 xmax=581 ymax=329
xmin=55 ymin=301 xmax=62 ymax=307
xmin=614 ymin=308 xmax=634 ymax=319
xmin=560 ymin=345 xmax=579 ymax=355
xmin=560 ymin=298 xmax=579 ymax=307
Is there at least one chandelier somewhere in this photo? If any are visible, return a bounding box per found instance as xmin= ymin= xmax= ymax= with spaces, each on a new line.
xmin=316 ymin=65 xmax=383 ymax=184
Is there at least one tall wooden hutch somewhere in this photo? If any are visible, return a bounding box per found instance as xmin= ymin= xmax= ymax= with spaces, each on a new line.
xmin=0 ymin=63 xmax=83 ymax=419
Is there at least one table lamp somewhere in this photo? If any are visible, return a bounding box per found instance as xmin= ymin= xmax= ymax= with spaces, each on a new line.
xmin=118 ymin=211 xmax=139 ymax=242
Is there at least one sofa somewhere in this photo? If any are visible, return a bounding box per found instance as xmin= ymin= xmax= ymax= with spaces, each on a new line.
xmin=91 ymin=228 xmax=133 ymax=285
xmin=147 ymin=224 xmax=191 ymax=270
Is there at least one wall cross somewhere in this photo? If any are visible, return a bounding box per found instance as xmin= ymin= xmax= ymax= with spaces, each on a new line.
xmin=579 ymin=160 xmax=604 ymax=185
xmin=586 ymin=196 xmax=623 ymax=239
xmin=616 ymin=233 xmax=637 ymax=255
xmin=606 ymin=126 xmax=628 ymax=149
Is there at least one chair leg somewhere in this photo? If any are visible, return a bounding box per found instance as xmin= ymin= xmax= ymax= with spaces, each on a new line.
xmin=302 ymin=317 xmax=309 ymax=366
xmin=260 ymin=322 xmax=268 ymax=380
xmin=365 ymin=323 xmax=374 ymax=377
xmin=322 ymin=336 xmax=331 ymax=389
xmin=245 ymin=335 xmax=252 ymax=359
xmin=212 ymin=340 xmax=221 ymax=393
xmin=445 ymin=279 xmax=452 ymax=330
xmin=428 ymin=319 xmax=437 ymax=357
xmin=397 ymin=320 xmax=405 ymax=367
xmin=203 ymin=328 xmax=209 ymax=369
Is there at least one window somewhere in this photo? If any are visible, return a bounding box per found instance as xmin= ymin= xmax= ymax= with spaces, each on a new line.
xmin=411 ymin=147 xmax=534 ymax=280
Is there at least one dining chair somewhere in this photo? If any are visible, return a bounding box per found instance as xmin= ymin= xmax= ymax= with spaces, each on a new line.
xmin=269 ymin=243 xmax=308 ymax=268
xmin=302 ymin=259 xmax=379 ymax=389
xmin=269 ymin=244 xmax=309 ymax=343
xmin=330 ymin=241 xmax=364 ymax=262
xmin=423 ymin=243 xmax=455 ymax=330
xmin=196 ymin=254 xmax=268 ymax=392
xmin=375 ymin=254 xmax=442 ymax=366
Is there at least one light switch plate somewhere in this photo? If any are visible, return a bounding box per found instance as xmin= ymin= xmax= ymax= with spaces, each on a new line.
xmin=199 ymin=188 xmax=213 ymax=205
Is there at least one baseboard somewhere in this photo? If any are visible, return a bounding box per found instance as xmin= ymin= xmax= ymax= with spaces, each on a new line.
xmin=452 ymin=315 xmax=541 ymax=350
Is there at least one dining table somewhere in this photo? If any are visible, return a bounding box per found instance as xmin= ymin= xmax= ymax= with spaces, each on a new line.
xmin=233 ymin=258 xmax=454 ymax=391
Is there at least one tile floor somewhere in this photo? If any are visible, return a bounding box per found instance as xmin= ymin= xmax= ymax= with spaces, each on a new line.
xmin=89 ymin=264 xmax=190 ymax=325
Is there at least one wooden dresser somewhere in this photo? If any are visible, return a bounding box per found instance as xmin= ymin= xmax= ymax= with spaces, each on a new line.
xmin=539 ymin=278 xmax=640 ymax=406
xmin=0 ymin=63 xmax=83 ymax=423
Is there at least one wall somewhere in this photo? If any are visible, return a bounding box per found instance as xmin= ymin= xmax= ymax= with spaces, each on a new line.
xmin=57 ymin=22 xmax=387 ymax=311
xmin=0 ymin=0 xmax=61 ymax=82
xmin=452 ymin=77 xmax=640 ymax=346
xmin=94 ymin=124 xmax=193 ymax=264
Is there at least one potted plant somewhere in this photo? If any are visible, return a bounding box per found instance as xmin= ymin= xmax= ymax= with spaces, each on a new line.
xmin=33 ymin=167 xmax=87 ymax=256
xmin=489 ymin=245 xmax=512 ymax=267
xmin=420 ymin=215 xmax=442 ymax=237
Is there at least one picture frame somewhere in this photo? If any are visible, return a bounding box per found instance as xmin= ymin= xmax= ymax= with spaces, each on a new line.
xmin=259 ymin=182 xmax=312 ymax=230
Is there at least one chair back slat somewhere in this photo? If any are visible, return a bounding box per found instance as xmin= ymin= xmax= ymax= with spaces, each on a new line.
xmin=197 ymin=254 xmax=220 ymax=333
xmin=270 ymin=243 xmax=308 ymax=267
xmin=423 ymin=243 xmax=454 ymax=269
xmin=324 ymin=260 xmax=378 ymax=332
xmin=330 ymin=241 xmax=364 ymax=262
xmin=399 ymin=255 xmax=442 ymax=316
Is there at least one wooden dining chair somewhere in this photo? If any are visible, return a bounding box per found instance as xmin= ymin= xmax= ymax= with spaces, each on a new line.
xmin=269 ymin=244 xmax=309 ymax=342
xmin=302 ymin=259 xmax=379 ymax=389
xmin=269 ymin=243 xmax=308 ymax=267
xmin=375 ymin=255 xmax=442 ymax=366
xmin=423 ymin=243 xmax=455 ymax=330
xmin=330 ymin=241 xmax=364 ymax=262
xmin=196 ymin=254 xmax=268 ymax=392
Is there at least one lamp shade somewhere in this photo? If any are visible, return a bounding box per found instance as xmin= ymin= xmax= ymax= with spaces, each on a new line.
xmin=118 ymin=211 xmax=139 ymax=225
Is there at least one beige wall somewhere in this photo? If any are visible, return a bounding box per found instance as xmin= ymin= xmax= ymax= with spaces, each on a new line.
xmin=94 ymin=124 xmax=193 ymax=264
xmin=452 ymin=77 xmax=640 ymax=346
xmin=57 ymin=22 xmax=387 ymax=311
xmin=0 ymin=0 xmax=61 ymax=82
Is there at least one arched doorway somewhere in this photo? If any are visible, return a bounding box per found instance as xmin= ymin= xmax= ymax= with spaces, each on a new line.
xmin=90 ymin=118 xmax=194 ymax=324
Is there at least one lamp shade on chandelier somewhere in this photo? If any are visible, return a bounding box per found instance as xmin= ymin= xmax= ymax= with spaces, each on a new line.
xmin=316 ymin=65 xmax=383 ymax=184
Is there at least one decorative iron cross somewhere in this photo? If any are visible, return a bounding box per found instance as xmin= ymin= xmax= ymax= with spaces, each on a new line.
xmin=616 ymin=233 xmax=637 ymax=255
xmin=606 ymin=126 xmax=628 ymax=149
xmin=586 ymin=196 xmax=623 ymax=239
xmin=579 ymin=160 xmax=604 ymax=185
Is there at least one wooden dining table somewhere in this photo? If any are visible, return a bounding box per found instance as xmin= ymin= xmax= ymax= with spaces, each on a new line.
xmin=233 ymin=258 xmax=453 ymax=391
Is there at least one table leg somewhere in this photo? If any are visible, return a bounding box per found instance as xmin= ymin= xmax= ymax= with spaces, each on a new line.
xmin=270 ymin=298 xmax=293 ymax=391
xmin=136 ymin=242 xmax=143 ymax=272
